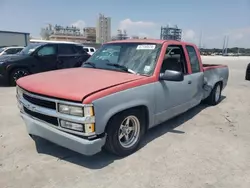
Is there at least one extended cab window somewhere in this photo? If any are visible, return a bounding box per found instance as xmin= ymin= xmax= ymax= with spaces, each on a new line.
xmin=37 ymin=45 xmax=56 ymax=56
xmin=186 ymin=45 xmax=200 ymax=73
xmin=58 ymin=44 xmax=76 ymax=55
xmin=160 ymin=45 xmax=187 ymax=74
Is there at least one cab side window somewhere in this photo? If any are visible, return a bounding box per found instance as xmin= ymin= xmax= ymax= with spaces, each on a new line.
xmin=58 ymin=44 xmax=76 ymax=55
xmin=160 ymin=45 xmax=187 ymax=74
xmin=74 ymin=45 xmax=89 ymax=55
xmin=5 ymin=48 xmax=17 ymax=54
xmin=37 ymin=45 xmax=56 ymax=56
xmin=186 ymin=45 xmax=200 ymax=73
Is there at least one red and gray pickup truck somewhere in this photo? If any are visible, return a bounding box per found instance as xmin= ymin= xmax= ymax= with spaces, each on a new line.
xmin=16 ymin=39 xmax=229 ymax=157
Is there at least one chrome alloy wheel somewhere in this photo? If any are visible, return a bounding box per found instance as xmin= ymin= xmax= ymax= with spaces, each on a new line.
xmin=118 ymin=115 xmax=140 ymax=148
xmin=13 ymin=69 xmax=29 ymax=81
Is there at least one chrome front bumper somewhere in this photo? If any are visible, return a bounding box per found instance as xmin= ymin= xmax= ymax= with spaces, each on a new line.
xmin=21 ymin=112 xmax=106 ymax=156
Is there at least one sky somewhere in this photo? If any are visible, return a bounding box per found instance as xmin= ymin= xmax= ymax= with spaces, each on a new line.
xmin=0 ymin=0 xmax=250 ymax=48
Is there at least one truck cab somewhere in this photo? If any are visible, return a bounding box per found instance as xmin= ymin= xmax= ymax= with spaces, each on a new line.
xmin=16 ymin=39 xmax=229 ymax=157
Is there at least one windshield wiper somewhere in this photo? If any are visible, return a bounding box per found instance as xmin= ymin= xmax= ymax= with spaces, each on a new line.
xmin=83 ymin=62 xmax=96 ymax=68
xmin=106 ymin=63 xmax=136 ymax=74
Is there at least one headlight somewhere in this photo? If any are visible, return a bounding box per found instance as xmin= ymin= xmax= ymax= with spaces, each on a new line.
xmin=58 ymin=104 xmax=84 ymax=116
xmin=60 ymin=120 xmax=84 ymax=132
xmin=60 ymin=120 xmax=95 ymax=133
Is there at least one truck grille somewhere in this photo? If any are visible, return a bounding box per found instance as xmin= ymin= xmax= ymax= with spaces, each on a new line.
xmin=23 ymin=93 xmax=56 ymax=110
xmin=24 ymin=107 xmax=58 ymax=126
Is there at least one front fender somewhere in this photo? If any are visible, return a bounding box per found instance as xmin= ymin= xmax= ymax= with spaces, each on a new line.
xmin=92 ymin=83 xmax=156 ymax=134
xmin=6 ymin=63 xmax=31 ymax=74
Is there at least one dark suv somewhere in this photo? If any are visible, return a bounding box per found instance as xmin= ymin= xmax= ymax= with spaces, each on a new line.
xmin=0 ymin=42 xmax=90 ymax=86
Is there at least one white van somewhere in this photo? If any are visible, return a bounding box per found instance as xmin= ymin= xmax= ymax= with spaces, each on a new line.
xmin=83 ymin=47 xmax=96 ymax=55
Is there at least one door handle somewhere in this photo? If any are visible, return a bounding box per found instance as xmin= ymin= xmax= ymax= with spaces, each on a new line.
xmin=188 ymin=80 xmax=192 ymax=84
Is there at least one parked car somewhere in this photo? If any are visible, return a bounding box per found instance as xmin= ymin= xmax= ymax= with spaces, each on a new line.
xmin=83 ymin=46 xmax=96 ymax=55
xmin=16 ymin=39 xmax=229 ymax=157
xmin=0 ymin=46 xmax=24 ymax=56
xmin=245 ymin=63 xmax=250 ymax=80
xmin=0 ymin=42 xmax=90 ymax=86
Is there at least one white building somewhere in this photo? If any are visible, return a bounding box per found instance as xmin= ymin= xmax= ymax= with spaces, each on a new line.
xmin=96 ymin=14 xmax=111 ymax=44
xmin=0 ymin=30 xmax=30 ymax=47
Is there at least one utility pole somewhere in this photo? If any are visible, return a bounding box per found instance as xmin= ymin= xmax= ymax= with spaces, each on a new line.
xmin=198 ymin=31 xmax=203 ymax=49
xmin=222 ymin=36 xmax=226 ymax=55
xmin=225 ymin=35 xmax=229 ymax=55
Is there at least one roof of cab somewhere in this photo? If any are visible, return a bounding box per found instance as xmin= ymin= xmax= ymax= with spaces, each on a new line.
xmin=106 ymin=39 xmax=166 ymax=44
xmin=106 ymin=39 xmax=195 ymax=46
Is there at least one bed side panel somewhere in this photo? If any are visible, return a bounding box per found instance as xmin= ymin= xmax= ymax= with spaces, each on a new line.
xmin=203 ymin=66 xmax=229 ymax=99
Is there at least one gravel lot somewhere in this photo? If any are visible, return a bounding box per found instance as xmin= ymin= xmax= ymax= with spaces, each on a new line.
xmin=1 ymin=56 xmax=250 ymax=188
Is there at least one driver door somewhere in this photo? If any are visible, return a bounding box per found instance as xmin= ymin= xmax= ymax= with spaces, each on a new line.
xmin=35 ymin=44 xmax=58 ymax=72
xmin=154 ymin=45 xmax=194 ymax=125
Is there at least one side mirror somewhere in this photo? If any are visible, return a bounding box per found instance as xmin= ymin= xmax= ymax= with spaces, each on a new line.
xmin=159 ymin=70 xmax=184 ymax=82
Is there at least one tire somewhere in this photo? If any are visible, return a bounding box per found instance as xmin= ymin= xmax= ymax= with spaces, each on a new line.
xmin=206 ymin=82 xmax=222 ymax=106
xmin=246 ymin=73 xmax=250 ymax=81
xmin=104 ymin=108 xmax=146 ymax=157
xmin=245 ymin=65 xmax=250 ymax=80
xmin=9 ymin=68 xmax=30 ymax=86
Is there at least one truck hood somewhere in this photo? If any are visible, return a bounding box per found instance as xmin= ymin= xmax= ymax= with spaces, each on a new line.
xmin=17 ymin=68 xmax=145 ymax=102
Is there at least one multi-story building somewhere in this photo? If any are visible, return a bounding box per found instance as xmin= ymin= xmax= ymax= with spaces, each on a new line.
xmin=96 ymin=14 xmax=111 ymax=44
xmin=40 ymin=24 xmax=88 ymax=43
xmin=160 ymin=25 xmax=182 ymax=41
xmin=83 ymin=27 xmax=96 ymax=43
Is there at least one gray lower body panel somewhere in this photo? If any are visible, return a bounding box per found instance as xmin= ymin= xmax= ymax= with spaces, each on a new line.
xmin=21 ymin=113 xmax=106 ymax=156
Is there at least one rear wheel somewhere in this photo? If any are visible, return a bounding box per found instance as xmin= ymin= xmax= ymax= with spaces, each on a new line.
xmin=245 ymin=64 xmax=250 ymax=80
xmin=9 ymin=68 xmax=29 ymax=86
xmin=104 ymin=109 xmax=146 ymax=157
xmin=206 ymin=82 xmax=222 ymax=105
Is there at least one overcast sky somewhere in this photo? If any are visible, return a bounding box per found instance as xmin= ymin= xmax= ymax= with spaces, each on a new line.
xmin=1 ymin=0 xmax=249 ymax=48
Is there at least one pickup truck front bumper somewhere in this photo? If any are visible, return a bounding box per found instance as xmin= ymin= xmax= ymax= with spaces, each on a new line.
xmin=21 ymin=112 xmax=106 ymax=156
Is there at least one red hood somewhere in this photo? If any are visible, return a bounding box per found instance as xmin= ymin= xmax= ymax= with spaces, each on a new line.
xmin=17 ymin=68 xmax=145 ymax=102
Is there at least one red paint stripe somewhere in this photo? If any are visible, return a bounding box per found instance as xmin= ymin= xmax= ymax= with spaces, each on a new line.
xmin=83 ymin=77 xmax=156 ymax=104
xmin=203 ymin=65 xmax=228 ymax=71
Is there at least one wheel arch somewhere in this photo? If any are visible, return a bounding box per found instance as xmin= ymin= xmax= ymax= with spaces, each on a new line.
xmin=7 ymin=65 xmax=31 ymax=85
xmin=7 ymin=64 xmax=31 ymax=75
xmin=104 ymin=105 xmax=150 ymax=133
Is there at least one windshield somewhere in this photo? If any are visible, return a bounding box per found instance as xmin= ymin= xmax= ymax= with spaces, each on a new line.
xmin=82 ymin=42 xmax=162 ymax=76
xmin=20 ymin=43 xmax=43 ymax=55
xmin=0 ymin=48 xmax=5 ymax=53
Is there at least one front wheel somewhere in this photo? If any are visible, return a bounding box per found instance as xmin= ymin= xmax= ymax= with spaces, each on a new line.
xmin=9 ymin=68 xmax=30 ymax=86
xmin=104 ymin=109 xmax=146 ymax=157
